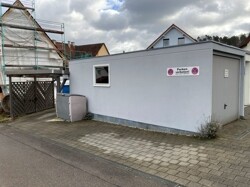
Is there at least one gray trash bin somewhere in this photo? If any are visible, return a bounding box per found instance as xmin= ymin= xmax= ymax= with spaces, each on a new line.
xmin=56 ymin=93 xmax=87 ymax=122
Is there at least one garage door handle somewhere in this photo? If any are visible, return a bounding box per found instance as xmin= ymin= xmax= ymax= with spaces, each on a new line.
xmin=224 ymin=104 xmax=227 ymax=109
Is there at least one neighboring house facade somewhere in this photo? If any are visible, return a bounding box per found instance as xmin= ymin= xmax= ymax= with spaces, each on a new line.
xmin=55 ymin=41 xmax=109 ymax=60
xmin=147 ymin=24 xmax=196 ymax=49
xmin=0 ymin=0 xmax=65 ymax=89
xmin=239 ymin=36 xmax=250 ymax=105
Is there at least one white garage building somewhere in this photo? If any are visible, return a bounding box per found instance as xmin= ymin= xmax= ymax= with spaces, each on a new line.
xmin=69 ymin=41 xmax=245 ymax=134
xmin=245 ymin=51 xmax=250 ymax=105
xmin=239 ymin=37 xmax=250 ymax=105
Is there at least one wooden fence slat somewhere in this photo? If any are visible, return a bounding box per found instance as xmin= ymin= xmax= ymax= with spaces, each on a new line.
xmin=10 ymin=81 xmax=55 ymax=117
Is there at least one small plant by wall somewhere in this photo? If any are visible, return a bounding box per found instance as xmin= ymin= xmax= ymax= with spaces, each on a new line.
xmin=198 ymin=121 xmax=221 ymax=139
xmin=84 ymin=113 xmax=93 ymax=120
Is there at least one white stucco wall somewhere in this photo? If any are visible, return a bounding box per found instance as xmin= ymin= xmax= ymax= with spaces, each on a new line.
xmin=70 ymin=42 xmax=244 ymax=133
xmin=242 ymin=43 xmax=250 ymax=62
xmin=153 ymin=28 xmax=194 ymax=48
xmin=243 ymin=42 xmax=250 ymax=105
xmin=244 ymin=43 xmax=250 ymax=51
xmin=244 ymin=60 xmax=250 ymax=105
xmin=70 ymin=43 xmax=216 ymax=132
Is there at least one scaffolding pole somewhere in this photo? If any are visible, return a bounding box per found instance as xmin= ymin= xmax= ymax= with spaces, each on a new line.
xmin=0 ymin=23 xmax=64 ymax=34
xmin=4 ymin=44 xmax=60 ymax=51
xmin=1 ymin=3 xmax=34 ymax=10
xmin=32 ymin=0 xmax=37 ymax=69
xmin=0 ymin=0 xmax=7 ymax=92
xmin=0 ymin=0 xmax=66 ymax=94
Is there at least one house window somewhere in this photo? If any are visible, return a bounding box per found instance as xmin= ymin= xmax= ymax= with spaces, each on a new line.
xmin=178 ymin=37 xmax=185 ymax=45
xmin=93 ymin=64 xmax=110 ymax=87
xmin=163 ymin=38 xmax=169 ymax=47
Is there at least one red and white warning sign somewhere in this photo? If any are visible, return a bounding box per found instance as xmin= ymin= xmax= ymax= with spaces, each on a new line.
xmin=167 ymin=66 xmax=199 ymax=76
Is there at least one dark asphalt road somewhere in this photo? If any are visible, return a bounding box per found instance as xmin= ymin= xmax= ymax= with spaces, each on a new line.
xmin=0 ymin=125 xmax=176 ymax=187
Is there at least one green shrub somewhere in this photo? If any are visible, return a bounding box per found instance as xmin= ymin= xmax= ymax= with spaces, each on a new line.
xmin=198 ymin=121 xmax=221 ymax=139
xmin=84 ymin=113 xmax=93 ymax=120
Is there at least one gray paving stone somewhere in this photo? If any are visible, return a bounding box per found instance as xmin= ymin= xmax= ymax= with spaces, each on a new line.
xmin=199 ymin=178 xmax=213 ymax=186
xmin=152 ymin=160 xmax=162 ymax=164
xmin=176 ymin=171 xmax=189 ymax=179
xmin=177 ymin=166 xmax=190 ymax=173
xmin=7 ymin=107 xmax=250 ymax=187
xmin=186 ymin=181 xmax=202 ymax=187
xmin=209 ymin=169 xmax=223 ymax=176
xmin=179 ymin=161 xmax=190 ymax=166
xmin=222 ymin=167 xmax=233 ymax=174
xmin=189 ymin=159 xmax=199 ymax=164
xmin=156 ymin=166 xmax=169 ymax=173
xmin=164 ymin=174 xmax=178 ymax=182
xmin=169 ymin=159 xmax=179 ymax=164
xmin=156 ymin=171 xmax=168 ymax=178
xmin=175 ymin=178 xmax=189 ymax=186
xmin=148 ymin=164 xmax=159 ymax=170
xmin=187 ymin=175 xmax=201 ymax=183
xmin=242 ymin=167 xmax=250 ymax=172
xmin=231 ymin=170 xmax=246 ymax=177
xmin=234 ymin=176 xmax=249 ymax=184
xmin=236 ymin=182 xmax=250 ymax=187
xmin=161 ymin=157 xmax=171 ymax=162
xmin=199 ymin=161 xmax=210 ymax=167
xmin=198 ymin=167 xmax=211 ymax=173
xmin=179 ymin=157 xmax=190 ymax=162
xmin=221 ymin=172 xmax=236 ymax=180
xmin=146 ymin=169 xmax=158 ymax=175
xmin=212 ymin=182 xmax=227 ymax=187
xmin=167 ymin=169 xmax=179 ymax=175
xmin=208 ymin=164 xmax=221 ymax=170
xmin=159 ymin=162 xmax=169 ymax=167
xmin=167 ymin=164 xmax=179 ymax=170
xmin=187 ymin=169 xmax=200 ymax=176
xmin=221 ymin=179 xmax=238 ymax=187
xmin=198 ymin=153 xmax=207 ymax=158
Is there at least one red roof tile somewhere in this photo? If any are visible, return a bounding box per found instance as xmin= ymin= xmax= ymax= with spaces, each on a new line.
xmin=239 ymin=36 xmax=250 ymax=48
xmin=55 ymin=42 xmax=109 ymax=59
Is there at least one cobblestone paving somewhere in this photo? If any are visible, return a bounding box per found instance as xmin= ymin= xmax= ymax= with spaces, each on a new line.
xmin=4 ymin=107 xmax=250 ymax=187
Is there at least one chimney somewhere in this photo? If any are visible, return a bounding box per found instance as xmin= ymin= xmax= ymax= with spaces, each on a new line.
xmin=71 ymin=42 xmax=75 ymax=47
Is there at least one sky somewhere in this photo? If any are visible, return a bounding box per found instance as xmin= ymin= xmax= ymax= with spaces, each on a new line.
xmin=35 ymin=0 xmax=250 ymax=54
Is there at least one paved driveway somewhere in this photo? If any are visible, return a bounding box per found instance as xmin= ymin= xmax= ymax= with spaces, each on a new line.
xmin=4 ymin=107 xmax=250 ymax=187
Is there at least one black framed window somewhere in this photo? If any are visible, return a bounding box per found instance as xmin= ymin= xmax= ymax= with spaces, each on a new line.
xmin=178 ymin=37 xmax=185 ymax=45
xmin=163 ymin=38 xmax=170 ymax=47
xmin=93 ymin=64 xmax=110 ymax=87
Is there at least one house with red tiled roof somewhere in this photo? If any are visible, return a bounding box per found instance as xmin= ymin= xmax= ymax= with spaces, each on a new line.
xmin=54 ymin=41 xmax=109 ymax=60
xmin=147 ymin=24 xmax=196 ymax=49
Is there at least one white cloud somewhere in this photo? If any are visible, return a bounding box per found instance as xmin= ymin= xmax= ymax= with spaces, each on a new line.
xmin=36 ymin=0 xmax=250 ymax=54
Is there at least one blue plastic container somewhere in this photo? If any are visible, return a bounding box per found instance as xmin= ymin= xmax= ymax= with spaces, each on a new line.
xmin=62 ymin=85 xmax=70 ymax=93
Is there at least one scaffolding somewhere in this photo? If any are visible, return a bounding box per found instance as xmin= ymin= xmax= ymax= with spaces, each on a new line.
xmin=0 ymin=0 xmax=66 ymax=93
